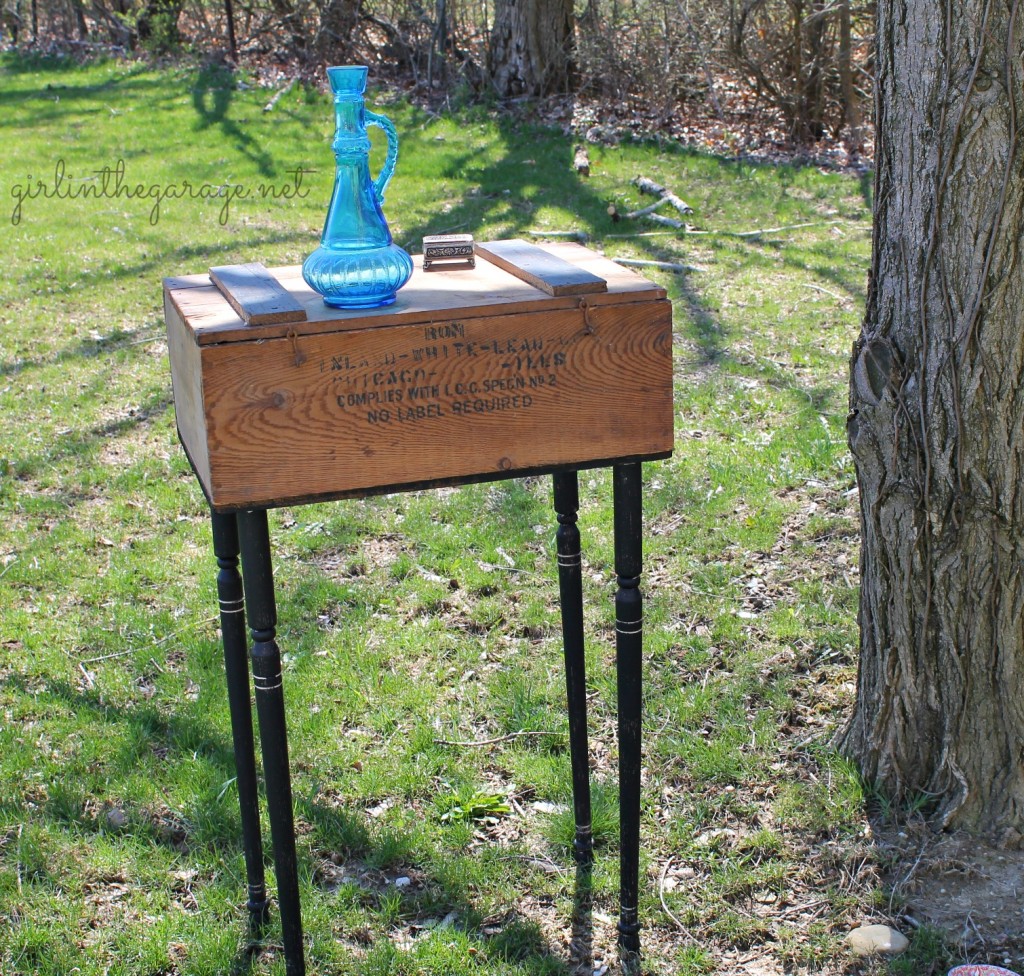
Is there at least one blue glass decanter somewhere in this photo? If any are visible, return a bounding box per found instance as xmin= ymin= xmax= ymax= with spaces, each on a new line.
xmin=302 ymin=65 xmax=413 ymax=309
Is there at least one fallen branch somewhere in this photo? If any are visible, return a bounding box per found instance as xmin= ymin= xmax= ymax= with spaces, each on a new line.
xmin=613 ymin=203 xmax=686 ymax=230
xmin=498 ymin=854 xmax=566 ymax=875
xmin=434 ymin=730 xmax=565 ymax=748
xmin=733 ymin=220 xmax=839 ymax=237
xmin=126 ymin=332 xmax=166 ymax=346
xmin=659 ymin=857 xmax=695 ymax=939
xmin=604 ymin=231 xmax=677 ymax=239
xmin=79 ymin=616 xmax=218 ymax=665
xmin=614 ymin=258 xmax=703 ymax=273
xmin=527 ymin=229 xmax=590 ymax=242
xmin=634 ymin=176 xmax=667 ymax=196
xmin=662 ymin=193 xmax=693 ymax=215
xmin=686 ymin=220 xmax=843 ymax=238
xmin=633 ymin=176 xmax=694 ymax=214
xmin=264 ymin=78 xmax=296 ymax=112
xmin=802 ymin=282 xmax=849 ymax=302
xmin=645 ymin=213 xmax=686 ymax=229
xmin=622 ymin=200 xmax=665 ymax=220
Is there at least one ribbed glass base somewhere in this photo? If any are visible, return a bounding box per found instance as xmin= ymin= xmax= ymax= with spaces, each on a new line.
xmin=302 ymin=243 xmax=413 ymax=310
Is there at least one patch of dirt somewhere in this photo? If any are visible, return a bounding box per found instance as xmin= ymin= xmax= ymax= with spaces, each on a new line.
xmin=314 ymin=855 xmax=428 ymax=895
xmin=80 ymin=870 xmax=147 ymax=939
xmin=361 ymin=534 xmax=407 ymax=570
xmin=143 ymin=802 xmax=192 ymax=851
xmin=727 ymin=953 xmax=787 ymax=976
xmin=877 ymin=822 xmax=1024 ymax=969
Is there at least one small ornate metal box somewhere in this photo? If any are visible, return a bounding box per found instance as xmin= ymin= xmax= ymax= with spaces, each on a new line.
xmin=422 ymin=233 xmax=475 ymax=271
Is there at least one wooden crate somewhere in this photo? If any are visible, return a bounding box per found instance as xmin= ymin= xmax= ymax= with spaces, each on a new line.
xmin=164 ymin=243 xmax=674 ymax=511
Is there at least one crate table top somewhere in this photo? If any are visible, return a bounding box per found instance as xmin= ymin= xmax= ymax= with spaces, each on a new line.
xmin=164 ymin=243 xmax=674 ymax=511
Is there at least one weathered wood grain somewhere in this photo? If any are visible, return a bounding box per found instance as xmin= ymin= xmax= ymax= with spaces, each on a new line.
xmin=164 ymin=245 xmax=673 ymax=510
xmin=191 ymin=305 xmax=671 ymax=508
xmin=164 ymin=291 xmax=212 ymax=490
xmin=474 ymin=239 xmax=607 ymax=296
xmin=166 ymin=244 xmax=649 ymax=347
xmin=209 ymin=263 xmax=308 ymax=326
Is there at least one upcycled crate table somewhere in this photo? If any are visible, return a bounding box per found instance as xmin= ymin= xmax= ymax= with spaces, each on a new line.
xmin=163 ymin=243 xmax=674 ymax=975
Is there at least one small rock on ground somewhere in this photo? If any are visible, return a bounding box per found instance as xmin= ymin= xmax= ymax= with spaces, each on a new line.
xmin=846 ymin=924 xmax=910 ymax=956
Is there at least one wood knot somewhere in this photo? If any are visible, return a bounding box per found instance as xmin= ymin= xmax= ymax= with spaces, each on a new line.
xmin=497 ymin=456 xmax=513 ymax=471
xmin=853 ymin=338 xmax=900 ymax=406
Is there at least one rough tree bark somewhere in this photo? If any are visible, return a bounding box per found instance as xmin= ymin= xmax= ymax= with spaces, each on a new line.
xmin=842 ymin=0 xmax=1024 ymax=835
xmin=488 ymin=0 xmax=575 ymax=97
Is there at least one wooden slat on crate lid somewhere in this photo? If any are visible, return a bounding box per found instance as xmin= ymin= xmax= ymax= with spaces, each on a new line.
xmin=209 ymin=262 xmax=308 ymax=326
xmin=475 ymin=239 xmax=608 ymax=296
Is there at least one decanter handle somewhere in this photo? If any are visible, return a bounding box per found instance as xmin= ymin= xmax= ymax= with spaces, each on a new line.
xmin=365 ymin=109 xmax=398 ymax=206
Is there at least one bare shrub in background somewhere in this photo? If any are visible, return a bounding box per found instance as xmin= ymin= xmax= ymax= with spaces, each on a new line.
xmin=576 ymin=0 xmax=871 ymax=144
xmin=4 ymin=0 xmax=872 ymax=145
xmin=728 ymin=0 xmax=870 ymax=143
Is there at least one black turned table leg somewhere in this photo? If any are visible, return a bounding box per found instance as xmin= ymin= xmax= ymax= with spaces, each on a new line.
xmin=552 ymin=471 xmax=593 ymax=865
xmin=613 ymin=463 xmax=643 ymax=964
xmin=210 ymin=511 xmax=270 ymax=930
xmin=236 ymin=510 xmax=305 ymax=976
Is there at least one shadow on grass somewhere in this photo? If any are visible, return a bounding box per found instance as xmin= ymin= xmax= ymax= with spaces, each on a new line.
xmin=1 ymin=672 xmax=238 ymax=835
xmin=297 ymin=789 xmax=596 ymax=974
xmin=10 ymin=390 xmax=173 ymax=483
xmin=0 ymin=323 xmax=162 ymax=379
xmin=0 ymin=56 xmax=279 ymax=186
xmin=391 ymin=110 xmax=735 ymax=381
xmin=3 ymin=642 xmax=882 ymax=976
xmin=191 ymin=64 xmax=276 ymax=178
xmin=0 ymin=229 xmax=310 ymax=380
xmin=756 ymin=232 xmax=869 ymax=307
xmin=0 ymin=62 xmax=171 ymax=126
xmin=2 ymin=622 xmax=596 ymax=973
xmin=0 ymin=50 xmax=111 ymax=75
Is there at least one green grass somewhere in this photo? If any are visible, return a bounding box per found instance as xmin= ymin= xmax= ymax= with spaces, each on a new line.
xmin=0 ymin=49 xmax=939 ymax=975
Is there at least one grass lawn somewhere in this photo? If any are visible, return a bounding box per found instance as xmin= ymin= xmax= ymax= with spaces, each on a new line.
xmin=0 ymin=50 xmax=938 ymax=976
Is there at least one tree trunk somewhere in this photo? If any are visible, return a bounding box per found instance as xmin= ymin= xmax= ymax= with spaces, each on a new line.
xmin=427 ymin=0 xmax=448 ymax=89
xmin=788 ymin=0 xmax=804 ymax=135
xmin=70 ymin=0 xmax=88 ymax=38
xmin=837 ymin=0 xmax=861 ymax=147
xmin=798 ymin=0 xmax=828 ymax=141
xmin=224 ymin=0 xmax=237 ymax=60
xmin=488 ymin=0 xmax=575 ymax=97
xmin=842 ymin=0 xmax=1024 ymax=835
xmin=3 ymin=0 xmax=20 ymax=43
